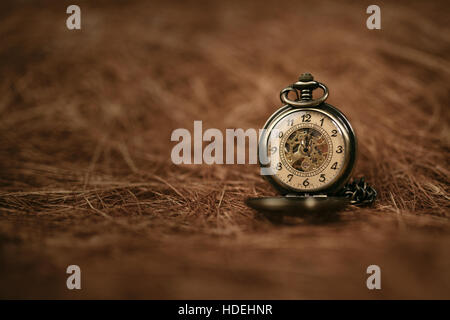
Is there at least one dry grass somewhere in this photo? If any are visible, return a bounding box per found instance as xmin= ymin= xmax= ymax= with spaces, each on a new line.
xmin=0 ymin=0 xmax=449 ymax=299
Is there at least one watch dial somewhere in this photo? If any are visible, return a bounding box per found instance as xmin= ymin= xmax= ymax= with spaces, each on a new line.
xmin=267 ymin=110 xmax=347 ymax=192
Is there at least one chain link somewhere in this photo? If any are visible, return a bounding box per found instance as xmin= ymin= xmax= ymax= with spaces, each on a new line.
xmin=338 ymin=177 xmax=377 ymax=206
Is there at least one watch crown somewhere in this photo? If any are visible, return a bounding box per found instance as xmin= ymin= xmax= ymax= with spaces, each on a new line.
xmin=299 ymin=73 xmax=314 ymax=82
xmin=280 ymin=73 xmax=328 ymax=107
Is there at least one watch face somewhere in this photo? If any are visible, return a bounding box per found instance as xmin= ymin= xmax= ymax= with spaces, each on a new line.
xmin=266 ymin=109 xmax=348 ymax=192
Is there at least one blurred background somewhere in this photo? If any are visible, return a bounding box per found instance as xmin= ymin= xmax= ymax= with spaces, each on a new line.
xmin=0 ymin=0 xmax=449 ymax=299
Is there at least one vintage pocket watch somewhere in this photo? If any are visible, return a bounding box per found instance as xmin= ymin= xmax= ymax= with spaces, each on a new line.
xmin=247 ymin=73 xmax=376 ymax=216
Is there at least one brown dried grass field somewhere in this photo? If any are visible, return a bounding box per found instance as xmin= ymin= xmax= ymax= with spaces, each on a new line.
xmin=0 ymin=0 xmax=449 ymax=299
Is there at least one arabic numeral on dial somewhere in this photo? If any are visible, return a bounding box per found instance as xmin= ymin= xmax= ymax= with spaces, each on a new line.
xmin=336 ymin=146 xmax=343 ymax=153
xmin=278 ymin=131 xmax=283 ymax=138
xmin=277 ymin=162 xmax=282 ymax=170
xmin=320 ymin=118 xmax=324 ymax=126
xmin=288 ymin=119 xmax=294 ymax=126
xmin=301 ymin=114 xmax=311 ymax=122
xmin=331 ymin=162 xmax=338 ymax=170
xmin=287 ymin=174 xmax=293 ymax=182
xmin=331 ymin=129 xmax=337 ymax=137
xmin=319 ymin=174 xmax=326 ymax=182
xmin=303 ymin=178 xmax=309 ymax=187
